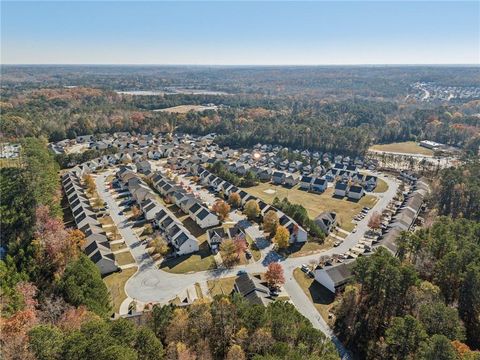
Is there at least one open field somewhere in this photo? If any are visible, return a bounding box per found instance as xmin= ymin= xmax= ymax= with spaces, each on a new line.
xmin=369 ymin=141 xmax=434 ymax=156
xmin=293 ymin=268 xmax=335 ymax=322
xmin=153 ymin=105 xmax=217 ymax=114
xmin=103 ymin=267 xmax=137 ymax=313
xmin=207 ymin=276 xmax=237 ymax=297
xmin=242 ymin=183 xmax=377 ymax=232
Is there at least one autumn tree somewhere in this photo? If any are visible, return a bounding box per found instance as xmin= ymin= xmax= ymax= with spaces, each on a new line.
xmin=220 ymin=239 xmax=238 ymax=267
xmin=151 ymin=235 xmax=169 ymax=256
xmin=228 ymin=193 xmax=241 ymax=208
xmin=273 ymin=225 xmax=290 ymax=249
xmin=265 ymin=262 xmax=285 ymax=289
xmin=263 ymin=210 xmax=279 ymax=234
xmin=131 ymin=205 xmax=141 ymax=219
xmin=244 ymin=199 xmax=260 ymax=220
xmin=83 ymin=174 xmax=96 ymax=195
xmin=367 ymin=211 xmax=381 ymax=232
xmin=233 ymin=235 xmax=248 ymax=258
xmin=212 ymin=200 xmax=231 ymax=221
xmin=226 ymin=344 xmax=245 ymax=360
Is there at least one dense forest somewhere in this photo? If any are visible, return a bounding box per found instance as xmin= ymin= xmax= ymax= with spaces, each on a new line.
xmin=1 ymin=86 xmax=479 ymax=157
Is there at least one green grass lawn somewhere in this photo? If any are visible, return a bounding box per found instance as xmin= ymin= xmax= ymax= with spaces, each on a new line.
xmin=103 ymin=267 xmax=137 ymax=313
xmin=293 ymin=268 xmax=335 ymax=322
xmin=243 ymin=183 xmax=377 ymax=232
xmin=207 ymin=276 xmax=237 ymax=297
xmin=159 ymin=241 xmax=216 ymax=274
xmin=373 ymin=178 xmax=389 ymax=193
xmin=114 ymin=251 xmax=136 ymax=266
xmin=286 ymin=238 xmax=335 ymax=258
xmin=369 ymin=141 xmax=434 ymax=156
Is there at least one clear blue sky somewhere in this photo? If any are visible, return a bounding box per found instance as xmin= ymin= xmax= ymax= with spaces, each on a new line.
xmin=1 ymin=1 xmax=479 ymax=65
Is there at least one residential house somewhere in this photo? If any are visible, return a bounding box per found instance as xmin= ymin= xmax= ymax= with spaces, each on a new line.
xmin=348 ymin=185 xmax=364 ymax=200
xmin=311 ymin=178 xmax=327 ymax=193
xmin=234 ymin=273 xmax=272 ymax=306
xmin=314 ymin=261 xmax=354 ymax=294
xmin=334 ymin=182 xmax=348 ymax=197
xmin=314 ymin=212 xmax=337 ymax=234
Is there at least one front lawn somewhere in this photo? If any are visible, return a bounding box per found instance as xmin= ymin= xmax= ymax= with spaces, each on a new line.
xmin=243 ymin=183 xmax=378 ymax=232
xmin=159 ymin=242 xmax=216 ymax=274
xmin=293 ymin=268 xmax=335 ymax=322
xmin=285 ymin=238 xmax=334 ymax=258
xmin=373 ymin=178 xmax=389 ymax=193
xmin=103 ymin=267 xmax=137 ymax=313
xmin=115 ymin=251 xmax=136 ymax=266
xmin=207 ymin=276 xmax=237 ymax=297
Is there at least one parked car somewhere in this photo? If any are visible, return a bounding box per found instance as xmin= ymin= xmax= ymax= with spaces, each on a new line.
xmin=245 ymin=251 xmax=252 ymax=259
xmin=333 ymin=240 xmax=342 ymax=247
xmin=300 ymin=264 xmax=309 ymax=273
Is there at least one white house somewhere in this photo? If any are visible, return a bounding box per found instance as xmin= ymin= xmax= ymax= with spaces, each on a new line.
xmin=348 ymin=185 xmax=364 ymax=200
xmin=314 ymin=262 xmax=353 ymax=294
xmin=334 ymin=182 xmax=348 ymax=197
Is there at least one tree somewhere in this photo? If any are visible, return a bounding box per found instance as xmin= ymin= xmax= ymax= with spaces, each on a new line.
xmin=212 ymin=200 xmax=231 ymax=221
xmin=220 ymin=239 xmax=238 ymax=266
xmin=98 ymin=345 xmax=137 ymax=360
xmin=226 ymin=344 xmax=245 ymax=360
xmin=244 ymin=200 xmax=260 ymax=220
xmin=367 ymin=211 xmax=381 ymax=232
xmin=421 ymin=335 xmax=458 ymax=360
xmin=28 ymin=324 xmax=64 ymax=360
xmin=265 ymin=262 xmax=285 ymax=289
xmin=459 ymin=264 xmax=480 ymax=348
xmin=419 ymin=302 xmax=465 ymax=341
xmin=385 ymin=315 xmax=428 ymax=359
xmin=151 ymin=236 xmax=169 ymax=256
xmin=263 ymin=210 xmax=279 ymax=234
xmin=148 ymin=304 xmax=173 ymax=341
xmin=228 ymin=193 xmax=241 ymax=208
xmin=131 ymin=205 xmax=141 ymax=219
xmin=273 ymin=226 xmax=290 ymax=249
xmin=83 ymin=174 xmax=96 ymax=195
xmin=135 ymin=327 xmax=164 ymax=360
xmin=233 ymin=235 xmax=248 ymax=258
xmin=59 ymin=254 xmax=111 ymax=317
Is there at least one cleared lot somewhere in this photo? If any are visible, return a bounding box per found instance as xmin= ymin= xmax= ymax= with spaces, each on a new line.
xmin=242 ymin=183 xmax=377 ymax=232
xmin=369 ymin=141 xmax=434 ymax=156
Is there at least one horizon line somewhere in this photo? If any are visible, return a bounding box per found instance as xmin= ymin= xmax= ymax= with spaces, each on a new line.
xmin=2 ymin=63 xmax=479 ymax=67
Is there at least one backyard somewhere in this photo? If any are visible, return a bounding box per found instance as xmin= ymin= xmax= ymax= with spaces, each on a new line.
xmin=242 ymin=183 xmax=378 ymax=232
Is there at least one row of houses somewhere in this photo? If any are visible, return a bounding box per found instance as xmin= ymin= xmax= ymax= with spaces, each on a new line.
xmin=193 ymin=165 xmax=308 ymax=243
xmin=314 ymin=177 xmax=430 ymax=294
xmin=116 ymin=168 xmax=199 ymax=256
xmin=333 ymin=182 xmax=365 ymax=200
xmin=151 ymin=172 xmax=220 ymax=229
xmin=62 ymin=171 xmax=119 ymax=275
